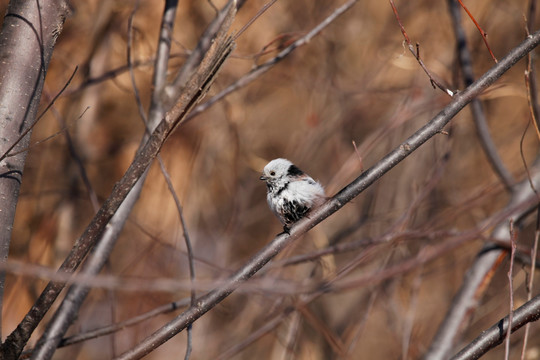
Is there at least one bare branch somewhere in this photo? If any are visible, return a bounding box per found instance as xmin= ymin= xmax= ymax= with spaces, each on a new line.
xmin=426 ymin=161 xmax=540 ymax=359
xmin=504 ymin=222 xmax=517 ymax=360
xmin=451 ymin=293 xmax=540 ymax=360
xmin=166 ymin=0 xmax=244 ymax=104
xmin=2 ymin=8 xmax=236 ymax=360
xmin=447 ymin=0 xmax=515 ymax=191
xmin=157 ymin=157 xmax=196 ymax=360
xmin=389 ymin=0 xmax=455 ymax=96
xmin=520 ymin=207 xmax=539 ymax=359
xmin=0 ymin=66 xmax=78 ymax=164
xmin=184 ymin=0 xmax=362 ymax=122
xmin=0 ymin=0 xmax=70 ymax=349
xmin=113 ymin=28 xmax=540 ymax=360
xmin=525 ymin=0 xmax=540 ymax=141
xmin=456 ymin=0 xmax=498 ymax=63
xmin=127 ymin=0 xmax=148 ymax=124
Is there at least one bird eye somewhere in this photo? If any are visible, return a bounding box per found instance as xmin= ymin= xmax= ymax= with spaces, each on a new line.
xmin=270 ymin=171 xmax=275 ymax=176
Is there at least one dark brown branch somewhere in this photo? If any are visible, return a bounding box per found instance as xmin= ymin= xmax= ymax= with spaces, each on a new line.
xmin=1 ymin=8 xmax=236 ymax=360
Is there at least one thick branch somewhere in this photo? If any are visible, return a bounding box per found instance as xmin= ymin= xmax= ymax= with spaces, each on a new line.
xmin=0 ymin=0 xmax=69 ymax=345
xmin=1 ymin=9 xmax=236 ymax=360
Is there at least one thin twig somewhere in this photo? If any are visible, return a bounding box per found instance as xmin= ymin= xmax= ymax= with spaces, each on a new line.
xmin=185 ymin=0 xmax=362 ymax=123
xmin=215 ymin=309 xmax=294 ymax=360
xmin=520 ymin=207 xmax=539 ymax=360
xmin=520 ymin=34 xmax=540 ymax=354
xmin=48 ymin=104 xmax=100 ymax=212
xmin=233 ymin=0 xmax=277 ymax=40
xmin=127 ymin=0 xmax=148 ymax=124
xmin=5 ymin=107 xmax=89 ymax=158
xmin=67 ymin=54 xmax=187 ymax=95
xmin=456 ymin=0 xmax=498 ymax=63
xmin=0 ymin=66 xmax=78 ymax=163
xmin=18 ymin=298 xmax=191 ymax=358
xmin=157 ymin=157 xmax=196 ymax=360
xmin=505 ymin=221 xmax=517 ymax=360
xmin=525 ymin=0 xmax=540 ymax=141
xmin=352 ymin=141 xmax=364 ymax=172
xmin=389 ymin=0 xmax=454 ymax=97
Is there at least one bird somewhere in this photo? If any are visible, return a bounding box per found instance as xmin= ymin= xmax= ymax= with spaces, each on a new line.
xmin=260 ymin=158 xmax=326 ymax=232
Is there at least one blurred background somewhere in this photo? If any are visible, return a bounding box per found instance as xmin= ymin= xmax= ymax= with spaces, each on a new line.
xmin=2 ymin=0 xmax=540 ymax=358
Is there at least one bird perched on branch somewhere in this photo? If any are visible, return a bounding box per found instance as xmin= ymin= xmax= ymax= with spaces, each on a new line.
xmin=260 ymin=158 xmax=326 ymax=232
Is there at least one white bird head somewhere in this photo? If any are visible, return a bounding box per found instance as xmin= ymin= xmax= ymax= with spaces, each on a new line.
xmin=260 ymin=158 xmax=305 ymax=191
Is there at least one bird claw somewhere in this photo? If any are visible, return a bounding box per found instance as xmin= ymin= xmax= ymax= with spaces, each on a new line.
xmin=280 ymin=225 xmax=291 ymax=235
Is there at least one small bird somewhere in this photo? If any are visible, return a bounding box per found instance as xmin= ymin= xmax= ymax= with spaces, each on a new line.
xmin=260 ymin=158 xmax=326 ymax=231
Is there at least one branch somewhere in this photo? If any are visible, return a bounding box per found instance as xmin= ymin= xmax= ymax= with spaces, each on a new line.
xmin=425 ymin=162 xmax=540 ymax=359
xmin=456 ymin=0 xmax=498 ymax=63
xmin=0 ymin=8 xmax=236 ymax=360
xmin=525 ymin=0 xmax=540 ymax=141
xmin=451 ymin=293 xmax=540 ymax=360
xmin=113 ymin=27 xmax=540 ymax=360
xmin=165 ymin=0 xmax=245 ymax=105
xmin=389 ymin=0 xmax=455 ymax=96
xmin=0 ymin=0 xmax=70 ymax=346
xmin=447 ymin=0 xmax=515 ymax=191
xmin=157 ymin=158 xmax=196 ymax=360
xmin=183 ymin=0 xmax=362 ymax=123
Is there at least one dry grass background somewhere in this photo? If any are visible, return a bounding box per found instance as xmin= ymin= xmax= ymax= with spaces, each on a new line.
xmin=1 ymin=0 xmax=540 ymax=359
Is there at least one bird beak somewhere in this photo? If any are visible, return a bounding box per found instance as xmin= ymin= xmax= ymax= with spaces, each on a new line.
xmin=259 ymin=175 xmax=267 ymax=181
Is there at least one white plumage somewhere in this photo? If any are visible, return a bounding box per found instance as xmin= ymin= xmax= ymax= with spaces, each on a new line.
xmin=260 ymin=158 xmax=326 ymax=230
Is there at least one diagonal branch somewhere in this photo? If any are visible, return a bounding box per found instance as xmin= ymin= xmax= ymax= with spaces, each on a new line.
xmin=390 ymin=0 xmax=454 ymax=96
xmin=113 ymin=27 xmax=540 ymax=360
xmin=451 ymin=293 xmax=540 ymax=360
xmin=456 ymin=0 xmax=498 ymax=63
xmin=0 ymin=8 xmax=236 ymax=360
xmin=425 ymin=164 xmax=540 ymax=359
xmin=183 ymin=0 xmax=362 ymax=123
xmin=165 ymin=0 xmax=245 ymax=105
